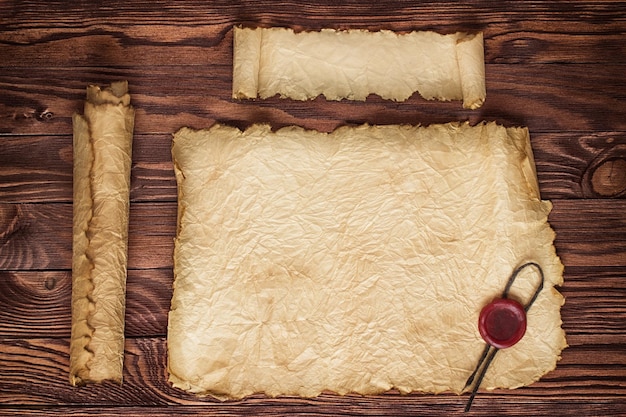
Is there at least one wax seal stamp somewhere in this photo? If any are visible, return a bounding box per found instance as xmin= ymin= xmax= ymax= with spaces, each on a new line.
xmin=478 ymin=298 xmax=527 ymax=349
xmin=464 ymin=262 xmax=544 ymax=412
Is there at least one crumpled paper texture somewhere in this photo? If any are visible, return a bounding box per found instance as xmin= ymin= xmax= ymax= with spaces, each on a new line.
xmin=168 ymin=122 xmax=565 ymax=399
xmin=232 ymin=27 xmax=486 ymax=109
xmin=70 ymin=81 xmax=134 ymax=385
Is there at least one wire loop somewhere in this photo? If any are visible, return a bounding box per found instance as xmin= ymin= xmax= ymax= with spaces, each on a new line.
xmin=463 ymin=262 xmax=545 ymax=412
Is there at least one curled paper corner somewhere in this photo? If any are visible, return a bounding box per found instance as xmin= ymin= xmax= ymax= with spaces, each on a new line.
xmin=455 ymin=32 xmax=486 ymax=109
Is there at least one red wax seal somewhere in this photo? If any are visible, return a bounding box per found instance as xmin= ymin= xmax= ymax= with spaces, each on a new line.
xmin=478 ymin=298 xmax=527 ymax=349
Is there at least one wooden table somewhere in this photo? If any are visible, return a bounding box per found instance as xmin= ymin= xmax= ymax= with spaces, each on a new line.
xmin=1 ymin=1 xmax=625 ymax=415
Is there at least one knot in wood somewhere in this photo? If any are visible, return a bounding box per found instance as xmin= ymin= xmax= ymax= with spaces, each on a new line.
xmin=582 ymin=144 xmax=626 ymax=198
xmin=36 ymin=108 xmax=54 ymax=121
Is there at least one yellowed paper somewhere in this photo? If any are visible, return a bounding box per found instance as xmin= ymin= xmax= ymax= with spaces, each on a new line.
xmin=168 ymin=122 xmax=565 ymax=399
xmin=232 ymin=27 xmax=486 ymax=109
xmin=70 ymin=81 xmax=134 ymax=385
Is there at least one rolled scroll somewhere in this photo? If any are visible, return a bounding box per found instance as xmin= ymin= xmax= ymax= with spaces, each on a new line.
xmin=70 ymin=81 xmax=134 ymax=385
xmin=232 ymin=27 xmax=486 ymax=109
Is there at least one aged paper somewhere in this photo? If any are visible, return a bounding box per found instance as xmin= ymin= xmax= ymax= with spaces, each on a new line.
xmin=168 ymin=122 xmax=565 ymax=399
xmin=232 ymin=27 xmax=486 ymax=109
xmin=70 ymin=81 xmax=134 ymax=385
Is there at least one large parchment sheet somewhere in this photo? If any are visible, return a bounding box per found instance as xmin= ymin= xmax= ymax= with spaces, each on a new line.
xmin=70 ymin=81 xmax=134 ymax=385
xmin=168 ymin=122 xmax=565 ymax=399
xmin=232 ymin=27 xmax=486 ymax=109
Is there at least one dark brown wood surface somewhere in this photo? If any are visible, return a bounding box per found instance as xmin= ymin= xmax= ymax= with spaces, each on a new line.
xmin=1 ymin=1 xmax=625 ymax=415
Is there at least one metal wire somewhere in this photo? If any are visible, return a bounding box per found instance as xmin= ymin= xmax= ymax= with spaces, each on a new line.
xmin=463 ymin=262 xmax=545 ymax=412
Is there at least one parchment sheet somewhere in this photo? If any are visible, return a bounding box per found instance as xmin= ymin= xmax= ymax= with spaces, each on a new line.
xmin=168 ymin=122 xmax=565 ymax=399
xmin=70 ymin=81 xmax=134 ymax=385
xmin=232 ymin=27 xmax=486 ymax=109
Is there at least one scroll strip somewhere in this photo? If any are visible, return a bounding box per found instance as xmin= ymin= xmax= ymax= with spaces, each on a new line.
xmin=232 ymin=26 xmax=486 ymax=109
xmin=456 ymin=32 xmax=486 ymax=109
xmin=232 ymin=26 xmax=262 ymax=99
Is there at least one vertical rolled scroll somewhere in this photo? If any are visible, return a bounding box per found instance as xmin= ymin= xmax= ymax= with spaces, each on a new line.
xmin=70 ymin=81 xmax=134 ymax=386
xmin=456 ymin=32 xmax=486 ymax=110
xmin=232 ymin=26 xmax=262 ymax=99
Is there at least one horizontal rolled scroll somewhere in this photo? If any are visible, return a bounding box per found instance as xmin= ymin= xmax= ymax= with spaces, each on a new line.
xmin=233 ymin=27 xmax=486 ymax=109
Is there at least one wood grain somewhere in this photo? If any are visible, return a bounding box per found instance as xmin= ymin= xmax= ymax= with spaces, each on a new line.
xmin=1 ymin=1 xmax=626 ymax=67
xmin=1 ymin=401 xmax=626 ymax=417
xmin=1 ymin=0 xmax=625 ymax=414
xmin=0 ymin=270 xmax=171 ymax=338
xmin=1 ymin=64 xmax=626 ymax=136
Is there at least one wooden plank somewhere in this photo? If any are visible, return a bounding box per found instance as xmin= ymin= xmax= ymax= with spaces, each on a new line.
xmin=533 ymin=132 xmax=626 ymax=199
xmin=1 ymin=200 xmax=624 ymax=271
xmin=1 ymin=1 xmax=625 ymax=67
xmin=0 ymin=337 xmax=624 ymax=407
xmin=0 ymin=270 xmax=171 ymax=338
xmin=1 ymin=64 xmax=626 ymax=136
xmin=0 ymin=398 xmax=625 ymax=417
xmin=0 ymin=203 xmax=175 ymax=271
xmin=0 ymin=399 xmax=624 ymax=417
xmin=2 ymin=132 xmax=625 ymax=204
xmin=0 ymin=135 xmax=73 ymax=203
xmin=1 ymin=0 xmax=624 ymax=415
xmin=1 ymin=266 xmax=624 ymax=341
xmin=0 ymin=203 xmax=72 ymax=271
xmin=0 ymin=134 xmax=176 ymax=204
xmin=549 ymin=202 xmax=626 ymax=267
